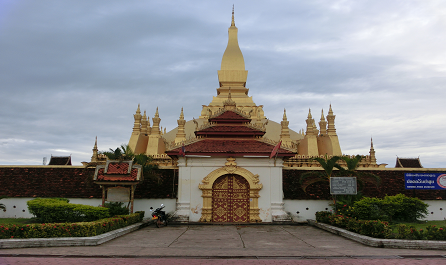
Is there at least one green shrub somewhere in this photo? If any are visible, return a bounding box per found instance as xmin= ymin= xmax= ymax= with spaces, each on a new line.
xmin=350 ymin=194 xmax=428 ymax=222
xmin=352 ymin=197 xmax=389 ymax=221
xmin=315 ymin=211 xmax=332 ymax=224
xmin=27 ymin=198 xmax=109 ymax=223
xmin=394 ymin=224 xmax=445 ymax=240
xmin=104 ymin=202 xmax=130 ymax=216
xmin=424 ymin=225 xmax=446 ymax=240
xmin=383 ymin=194 xmax=428 ymax=222
xmin=0 ymin=212 xmax=144 ymax=239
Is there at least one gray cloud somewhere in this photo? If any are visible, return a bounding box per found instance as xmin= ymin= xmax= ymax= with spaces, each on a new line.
xmin=0 ymin=0 xmax=444 ymax=168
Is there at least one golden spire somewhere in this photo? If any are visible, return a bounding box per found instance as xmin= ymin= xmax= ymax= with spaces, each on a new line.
xmin=151 ymin=107 xmax=161 ymax=135
xmin=306 ymin=109 xmax=315 ymax=135
xmin=218 ymin=6 xmax=247 ymax=87
xmin=132 ymin=104 xmax=142 ymax=133
xmin=369 ymin=137 xmax=377 ymax=164
xmin=319 ymin=109 xmax=327 ymax=135
xmin=141 ymin=110 xmax=148 ymax=134
xmin=91 ymin=136 xmax=98 ymax=162
xmin=175 ymin=107 xmax=187 ymax=144
xmin=280 ymin=109 xmax=292 ymax=145
xmin=326 ymin=104 xmax=337 ymax=136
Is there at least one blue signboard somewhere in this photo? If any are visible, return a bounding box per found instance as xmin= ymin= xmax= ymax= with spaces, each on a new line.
xmin=405 ymin=173 xmax=446 ymax=190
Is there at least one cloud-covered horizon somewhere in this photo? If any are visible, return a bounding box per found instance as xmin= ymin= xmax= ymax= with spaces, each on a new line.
xmin=0 ymin=0 xmax=445 ymax=168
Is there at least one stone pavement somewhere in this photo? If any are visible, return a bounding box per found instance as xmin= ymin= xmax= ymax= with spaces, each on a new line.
xmin=0 ymin=225 xmax=445 ymax=264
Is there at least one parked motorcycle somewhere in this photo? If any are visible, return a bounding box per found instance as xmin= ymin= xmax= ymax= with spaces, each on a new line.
xmin=149 ymin=204 xmax=168 ymax=228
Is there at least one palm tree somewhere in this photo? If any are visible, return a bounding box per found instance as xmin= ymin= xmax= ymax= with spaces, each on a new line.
xmin=298 ymin=155 xmax=343 ymax=193
xmin=101 ymin=144 xmax=134 ymax=161
xmin=339 ymin=155 xmax=381 ymax=191
xmin=101 ymin=145 xmax=159 ymax=180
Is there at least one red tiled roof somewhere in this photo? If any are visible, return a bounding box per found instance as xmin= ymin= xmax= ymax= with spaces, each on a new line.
xmin=395 ymin=158 xmax=423 ymax=168
xmin=94 ymin=161 xmax=142 ymax=183
xmin=106 ymin=162 xmax=130 ymax=174
xmin=48 ymin=156 xmax=72 ymax=165
xmin=196 ymin=125 xmax=264 ymax=137
xmin=210 ymin=111 xmax=251 ymax=123
xmin=166 ymin=139 xmax=295 ymax=157
xmin=96 ymin=168 xmax=140 ymax=182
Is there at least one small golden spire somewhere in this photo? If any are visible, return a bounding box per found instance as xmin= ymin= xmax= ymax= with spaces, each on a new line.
xmin=283 ymin=109 xmax=287 ymax=120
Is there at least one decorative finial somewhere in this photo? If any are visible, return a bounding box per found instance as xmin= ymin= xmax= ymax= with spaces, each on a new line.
xmin=308 ymin=108 xmax=312 ymax=118
xmin=136 ymin=104 xmax=141 ymax=113
xmin=180 ymin=107 xmax=184 ymax=119
xmin=231 ymin=5 xmax=235 ymax=27
xmin=155 ymin=107 xmax=159 ymax=117
xmin=321 ymin=109 xmax=325 ymax=120
xmin=283 ymin=109 xmax=287 ymax=120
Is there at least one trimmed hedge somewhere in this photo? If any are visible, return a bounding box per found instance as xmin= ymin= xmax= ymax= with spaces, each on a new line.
xmin=0 ymin=212 xmax=144 ymax=239
xmin=336 ymin=194 xmax=429 ymax=222
xmin=27 ymin=198 xmax=109 ymax=223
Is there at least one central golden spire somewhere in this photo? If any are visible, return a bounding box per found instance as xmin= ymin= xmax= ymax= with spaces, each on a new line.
xmin=201 ymin=7 xmax=264 ymax=120
xmin=218 ymin=6 xmax=248 ymax=87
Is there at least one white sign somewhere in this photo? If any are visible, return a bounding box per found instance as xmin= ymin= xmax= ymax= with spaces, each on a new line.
xmin=107 ymin=187 xmax=130 ymax=202
xmin=330 ymin=177 xmax=357 ymax=195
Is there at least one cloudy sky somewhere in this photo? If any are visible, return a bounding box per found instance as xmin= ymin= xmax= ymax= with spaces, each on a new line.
xmin=0 ymin=0 xmax=445 ymax=168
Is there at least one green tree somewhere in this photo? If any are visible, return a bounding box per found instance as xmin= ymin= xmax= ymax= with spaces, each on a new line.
xmin=298 ymin=155 xmax=343 ymax=193
xmin=339 ymin=155 xmax=381 ymax=191
xmin=298 ymin=155 xmax=381 ymax=211
xmin=101 ymin=144 xmax=159 ymax=180
xmin=101 ymin=144 xmax=134 ymax=161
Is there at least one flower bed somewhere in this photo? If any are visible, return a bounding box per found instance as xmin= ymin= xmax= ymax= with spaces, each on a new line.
xmin=315 ymin=211 xmax=445 ymax=240
xmin=0 ymin=211 xmax=144 ymax=239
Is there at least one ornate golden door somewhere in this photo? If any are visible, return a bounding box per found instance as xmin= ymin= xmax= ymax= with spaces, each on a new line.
xmin=212 ymin=174 xmax=249 ymax=223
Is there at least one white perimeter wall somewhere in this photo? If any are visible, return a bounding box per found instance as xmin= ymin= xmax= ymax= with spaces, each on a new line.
xmin=0 ymin=198 xmax=444 ymax=222
xmin=0 ymin=198 xmax=177 ymax=219
xmin=284 ymin=199 xmax=446 ymax=222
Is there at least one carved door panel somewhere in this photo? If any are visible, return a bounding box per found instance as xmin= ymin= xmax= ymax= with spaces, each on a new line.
xmin=212 ymin=175 xmax=249 ymax=223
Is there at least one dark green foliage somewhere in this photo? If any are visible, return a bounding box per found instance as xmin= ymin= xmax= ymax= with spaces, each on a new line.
xmin=0 ymin=212 xmax=144 ymax=239
xmin=352 ymin=197 xmax=389 ymax=221
xmin=297 ymin=155 xmax=380 ymax=196
xmin=298 ymin=156 xmax=343 ymax=193
xmin=27 ymin=198 xmax=109 ymax=223
xmin=351 ymin=194 xmax=428 ymax=222
xmin=104 ymin=202 xmax=129 ymax=216
xmin=315 ymin=211 xmax=332 ymax=223
xmin=332 ymin=193 xmax=364 ymax=216
xmin=382 ymin=194 xmax=429 ymax=222
xmin=100 ymin=144 xmax=134 ymax=161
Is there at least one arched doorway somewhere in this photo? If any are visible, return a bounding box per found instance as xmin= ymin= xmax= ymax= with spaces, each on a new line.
xmin=199 ymin=157 xmax=262 ymax=223
xmin=212 ymin=174 xmax=249 ymax=223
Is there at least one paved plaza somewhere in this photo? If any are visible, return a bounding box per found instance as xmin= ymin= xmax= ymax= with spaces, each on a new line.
xmin=0 ymin=224 xmax=445 ymax=264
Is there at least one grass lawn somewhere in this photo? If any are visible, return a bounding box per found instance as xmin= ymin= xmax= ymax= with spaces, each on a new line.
xmin=0 ymin=218 xmax=36 ymax=224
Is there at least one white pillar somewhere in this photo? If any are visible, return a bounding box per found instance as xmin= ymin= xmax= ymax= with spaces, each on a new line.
xmin=174 ymin=157 xmax=191 ymax=222
xmin=270 ymin=158 xmax=291 ymax=222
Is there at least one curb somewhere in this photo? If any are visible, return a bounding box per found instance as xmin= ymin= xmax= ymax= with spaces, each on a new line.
xmin=0 ymin=219 xmax=151 ymax=249
xmin=307 ymin=219 xmax=446 ymax=250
